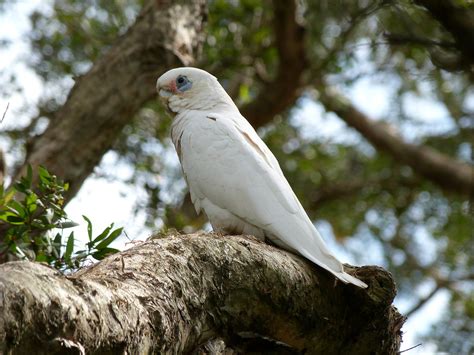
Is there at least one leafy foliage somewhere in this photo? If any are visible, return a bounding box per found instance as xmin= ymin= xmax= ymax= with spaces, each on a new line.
xmin=0 ymin=166 xmax=122 ymax=270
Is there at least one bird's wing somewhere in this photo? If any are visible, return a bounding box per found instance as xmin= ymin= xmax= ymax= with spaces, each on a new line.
xmin=182 ymin=111 xmax=299 ymax=226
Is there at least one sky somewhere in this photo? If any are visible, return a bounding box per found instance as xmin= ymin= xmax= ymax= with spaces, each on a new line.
xmin=0 ymin=1 xmax=454 ymax=353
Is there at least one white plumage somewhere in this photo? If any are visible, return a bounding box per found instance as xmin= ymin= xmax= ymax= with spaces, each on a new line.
xmin=157 ymin=67 xmax=367 ymax=288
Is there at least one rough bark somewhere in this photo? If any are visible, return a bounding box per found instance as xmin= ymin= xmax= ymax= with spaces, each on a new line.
xmin=0 ymin=233 xmax=404 ymax=354
xmin=15 ymin=0 xmax=206 ymax=201
xmin=316 ymin=85 xmax=474 ymax=196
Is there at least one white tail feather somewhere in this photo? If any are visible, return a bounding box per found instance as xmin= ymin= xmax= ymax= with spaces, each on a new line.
xmin=300 ymin=249 xmax=368 ymax=288
xmin=334 ymin=271 xmax=368 ymax=288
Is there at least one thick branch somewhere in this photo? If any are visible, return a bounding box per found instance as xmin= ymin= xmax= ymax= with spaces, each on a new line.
xmin=241 ymin=0 xmax=306 ymax=128
xmin=316 ymin=85 xmax=474 ymax=196
xmin=0 ymin=233 xmax=404 ymax=354
xmin=14 ymin=0 xmax=206 ymax=201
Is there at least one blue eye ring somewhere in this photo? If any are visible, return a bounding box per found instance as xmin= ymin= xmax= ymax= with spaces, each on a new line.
xmin=176 ymin=75 xmax=192 ymax=92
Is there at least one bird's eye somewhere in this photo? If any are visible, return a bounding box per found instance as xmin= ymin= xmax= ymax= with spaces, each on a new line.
xmin=176 ymin=75 xmax=192 ymax=92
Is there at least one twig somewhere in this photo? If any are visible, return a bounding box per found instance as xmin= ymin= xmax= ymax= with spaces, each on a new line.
xmin=398 ymin=343 xmax=422 ymax=353
xmin=313 ymin=0 xmax=388 ymax=73
xmin=404 ymin=284 xmax=443 ymax=318
xmin=1 ymin=102 xmax=9 ymax=123
xmin=384 ymin=32 xmax=456 ymax=49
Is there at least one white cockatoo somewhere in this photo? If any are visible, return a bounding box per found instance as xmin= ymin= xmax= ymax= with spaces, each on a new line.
xmin=157 ymin=67 xmax=367 ymax=288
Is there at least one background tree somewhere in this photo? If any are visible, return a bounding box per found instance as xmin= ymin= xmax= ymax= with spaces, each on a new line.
xmin=0 ymin=0 xmax=472 ymax=353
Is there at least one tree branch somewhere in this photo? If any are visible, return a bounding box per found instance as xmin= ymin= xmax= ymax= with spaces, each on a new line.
xmin=383 ymin=32 xmax=456 ymax=49
xmin=404 ymin=284 xmax=443 ymax=318
xmin=414 ymin=0 xmax=474 ymax=69
xmin=241 ymin=0 xmax=306 ymax=128
xmin=0 ymin=233 xmax=404 ymax=354
xmin=315 ymin=85 xmax=474 ymax=196
xmin=308 ymin=178 xmax=382 ymax=209
xmin=13 ymin=0 xmax=206 ymax=202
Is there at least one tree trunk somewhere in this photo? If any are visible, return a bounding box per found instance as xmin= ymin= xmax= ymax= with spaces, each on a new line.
xmin=0 ymin=233 xmax=404 ymax=354
xmin=15 ymin=0 xmax=206 ymax=201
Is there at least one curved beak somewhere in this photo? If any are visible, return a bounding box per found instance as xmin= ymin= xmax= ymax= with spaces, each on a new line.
xmin=156 ymin=77 xmax=177 ymax=115
xmin=157 ymin=88 xmax=170 ymax=101
xmin=158 ymin=86 xmax=172 ymax=99
xmin=156 ymin=78 xmax=176 ymax=100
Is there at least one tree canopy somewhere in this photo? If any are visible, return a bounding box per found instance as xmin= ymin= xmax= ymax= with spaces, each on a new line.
xmin=0 ymin=0 xmax=473 ymax=352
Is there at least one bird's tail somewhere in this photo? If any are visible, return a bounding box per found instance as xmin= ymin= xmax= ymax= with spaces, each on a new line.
xmin=268 ymin=214 xmax=368 ymax=288
xmin=300 ymin=248 xmax=368 ymax=288
xmin=333 ymin=270 xmax=368 ymax=288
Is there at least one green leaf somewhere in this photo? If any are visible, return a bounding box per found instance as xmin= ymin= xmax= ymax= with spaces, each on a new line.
xmin=53 ymin=232 xmax=62 ymax=257
xmin=82 ymin=215 xmax=93 ymax=241
xmin=30 ymin=218 xmax=49 ymax=229
xmin=57 ymin=220 xmax=79 ymax=229
xmin=38 ymin=165 xmax=52 ymax=184
xmin=5 ymin=215 xmax=25 ymax=224
xmin=2 ymin=188 xmax=15 ymax=205
xmin=13 ymin=182 xmax=26 ymax=193
xmin=91 ymin=223 xmax=114 ymax=245
xmin=64 ymin=232 xmax=75 ymax=263
xmin=95 ymin=227 xmax=123 ymax=250
xmin=0 ymin=212 xmax=12 ymax=223
xmin=92 ymin=247 xmax=119 ymax=260
xmin=36 ymin=253 xmax=48 ymax=262
xmin=25 ymin=193 xmax=38 ymax=213
xmin=9 ymin=201 xmax=26 ymax=217
xmin=239 ymin=84 xmax=250 ymax=103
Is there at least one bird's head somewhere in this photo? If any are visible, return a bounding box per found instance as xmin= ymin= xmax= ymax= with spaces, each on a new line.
xmin=156 ymin=67 xmax=234 ymax=115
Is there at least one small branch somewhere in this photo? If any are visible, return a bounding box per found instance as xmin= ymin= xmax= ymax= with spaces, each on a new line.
xmin=456 ymin=273 xmax=474 ymax=282
xmin=384 ymin=32 xmax=456 ymax=49
xmin=403 ymin=270 xmax=474 ymax=320
xmin=398 ymin=343 xmax=422 ymax=353
xmin=1 ymin=102 xmax=9 ymax=123
xmin=308 ymin=176 xmax=397 ymax=210
xmin=315 ymin=0 xmax=388 ymax=73
xmin=404 ymin=284 xmax=443 ymax=318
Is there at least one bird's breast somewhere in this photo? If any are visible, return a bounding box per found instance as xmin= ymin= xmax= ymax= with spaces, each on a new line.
xmin=172 ymin=114 xmax=232 ymax=163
